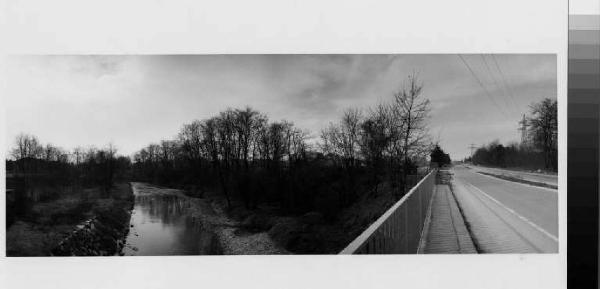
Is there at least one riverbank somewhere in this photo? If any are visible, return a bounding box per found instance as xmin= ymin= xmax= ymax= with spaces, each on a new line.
xmin=187 ymin=183 xmax=404 ymax=254
xmin=129 ymin=182 xmax=288 ymax=255
xmin=6 ymin=183 xmax=134 ymax=256
xmin=125 ymin=181 xmax=412 ymax=255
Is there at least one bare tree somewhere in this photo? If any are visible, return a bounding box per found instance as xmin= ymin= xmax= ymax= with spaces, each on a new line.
xmin=178 ymin=120 xmax=204 ymax=160
xmin=528 ymin=98 xmax=558 ymax=171
xmin=359 ymin=103 xmax=394 ymax=194
xmin=391 ymin=74 xmax=431 ymax=192
xmin=320 ymin=123 xmax=342 ymax=162
xmin=341 ymin=108 xmax=362 ymax=169
xmin=11 ymin=133 xmax=42 ymax=160
xmin=159 ymin=140 xmax=177 ymax=164
xmin=11 ymin=133 xmax=43 ymax=173
xmin=234 ymin=107 xmax=261 ymax=169
xmin=289 ymin=127 xmax=309 ymax=163
xmin=320 ymin=108 xmax=362 ymax=167
xmin=202 ymin=117 xmax=232 ymax=208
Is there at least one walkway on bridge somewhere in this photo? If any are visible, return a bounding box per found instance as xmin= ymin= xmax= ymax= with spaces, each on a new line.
xmin=420 ymin=184 xmax=477 ymax=254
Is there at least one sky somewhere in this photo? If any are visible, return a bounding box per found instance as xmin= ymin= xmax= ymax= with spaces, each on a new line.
xmin=4 ymin=54 xmax=556 ymax=160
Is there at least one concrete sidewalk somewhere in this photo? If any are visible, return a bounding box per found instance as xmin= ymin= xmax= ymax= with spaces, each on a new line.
xmin=421 ymin=184 xmax=477 ymax=254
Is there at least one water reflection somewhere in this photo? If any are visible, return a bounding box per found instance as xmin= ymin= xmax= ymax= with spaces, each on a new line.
xmin=124 ymin=194 xmax=217 ymax=256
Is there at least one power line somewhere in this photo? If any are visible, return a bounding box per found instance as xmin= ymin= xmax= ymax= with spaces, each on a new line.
xmin=480 ymin=54 xmax=516 ymax=115
xmin=491 ymin=55 xmax=519 ymax=113
xmin=489 ymin=55 xmax=518 ymax=113
xmin=457 ymin=54 xmax=508 ymax=117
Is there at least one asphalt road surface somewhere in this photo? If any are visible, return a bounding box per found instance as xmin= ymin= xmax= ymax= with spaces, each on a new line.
xmin=451 ymin=165 xmax=559 ymax=253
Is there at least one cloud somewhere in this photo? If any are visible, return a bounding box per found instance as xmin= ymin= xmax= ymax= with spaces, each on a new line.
xmin=4 ymin=54 xmax=556 ymax=159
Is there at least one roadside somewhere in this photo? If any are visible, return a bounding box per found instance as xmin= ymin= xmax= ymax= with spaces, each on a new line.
xmin=466 ymin=164 xmax=557 ymax=189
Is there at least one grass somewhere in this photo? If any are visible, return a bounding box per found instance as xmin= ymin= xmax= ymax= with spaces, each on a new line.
xmin=477 ymin=171 xmax=558 ymax=190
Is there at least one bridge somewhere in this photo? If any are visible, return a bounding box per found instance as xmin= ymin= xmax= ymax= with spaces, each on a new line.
xmin=339 ymin=165 xmax=558 ymax=254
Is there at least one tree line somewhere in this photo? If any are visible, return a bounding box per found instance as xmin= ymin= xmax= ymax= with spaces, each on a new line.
xmin=7 ymin=133 xmax=130 ymax=194
xmin=8 ymin=75 xmax=443 ymax=219
xmin=469 ymin=98 xmax=557 ymax=171
xmin=6 ymin=134 xmax=131 ymax=227
xmin=131 ymin=74 xmax=435 ymax=216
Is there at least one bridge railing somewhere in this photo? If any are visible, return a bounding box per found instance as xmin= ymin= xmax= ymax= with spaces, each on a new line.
xmin=339 ymin=169 xmax=437 ymax=254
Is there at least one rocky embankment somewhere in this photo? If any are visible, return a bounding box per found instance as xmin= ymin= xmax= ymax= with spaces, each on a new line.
xmin=51 ymin=185 xmax=134 ymax=256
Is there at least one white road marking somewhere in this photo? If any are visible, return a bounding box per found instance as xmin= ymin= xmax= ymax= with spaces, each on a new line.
xmin=474 ymin=171 xmax=558 ymax=193
xmin=466 ymin=182 xmax=559 ymax=243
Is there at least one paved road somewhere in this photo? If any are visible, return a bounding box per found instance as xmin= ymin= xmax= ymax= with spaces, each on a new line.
xmin=451 ymin=165 xmax=558 ymax=253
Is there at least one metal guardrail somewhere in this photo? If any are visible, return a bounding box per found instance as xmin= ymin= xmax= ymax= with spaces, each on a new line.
xmin=339 ymin=169 xmax=437 ymax=254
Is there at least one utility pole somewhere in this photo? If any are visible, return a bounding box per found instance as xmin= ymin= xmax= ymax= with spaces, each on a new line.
xmin=469 ymin=143 xmax=477 ymax=162
xmin=518 ymin=114 xmax=528 ymax=145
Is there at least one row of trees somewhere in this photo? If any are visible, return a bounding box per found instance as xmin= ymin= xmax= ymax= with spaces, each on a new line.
xmin=470 ymin=98 xmax=557 ymax=171
xmin=8 ymin=75 xmax=442 ymax=218
xmin=469 ymin=141 xmax=545 ymax=169
xmin=132 ymin=75 xmax=435 ymax=216
xmin=6 ymin=134 xmax=131 ymax=227
xmin=319 ymin=75 xmax=431 ymax=198
xmin=8 ymin=133 xmax=130 ymax=193
xmin=132 ymin=107 xmax=311 ymax=209
xmin=11 ymin=133 xmax=70 ymax=164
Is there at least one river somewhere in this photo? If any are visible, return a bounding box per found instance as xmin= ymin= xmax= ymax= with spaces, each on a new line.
xmin=123 ymin=183 xmax=219 ymax=256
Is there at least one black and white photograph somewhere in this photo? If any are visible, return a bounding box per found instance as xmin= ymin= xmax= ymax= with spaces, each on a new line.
xmin=4 ymin=54 xmax=558 ymax=256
